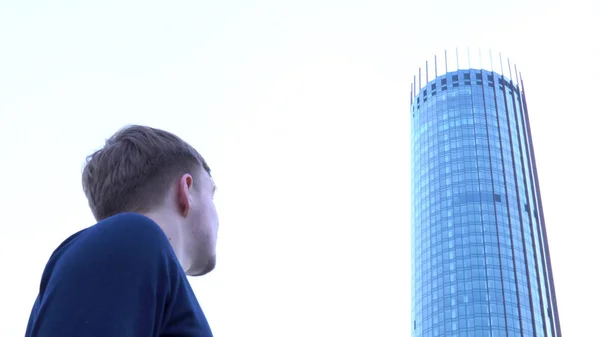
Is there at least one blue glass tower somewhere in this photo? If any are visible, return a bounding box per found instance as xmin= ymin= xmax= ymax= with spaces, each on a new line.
xmin=410 ymin=52 xmax=561 ymax=337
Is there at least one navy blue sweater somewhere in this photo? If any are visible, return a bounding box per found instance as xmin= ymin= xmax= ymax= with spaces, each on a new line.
xmin=25 ymin=213 xmax=213 ymax=337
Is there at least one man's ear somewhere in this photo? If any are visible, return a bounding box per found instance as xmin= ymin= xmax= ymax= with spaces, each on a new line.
xmin=177 ymin=173 xmax=194 ymax=217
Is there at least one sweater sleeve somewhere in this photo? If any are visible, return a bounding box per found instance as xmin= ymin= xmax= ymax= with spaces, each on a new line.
xmin=27 ymin=214 xmax=179 ymax=337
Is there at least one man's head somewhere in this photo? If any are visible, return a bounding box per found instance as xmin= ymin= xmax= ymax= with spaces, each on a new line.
xmin=82 ymin=125 xmax=218 ymax=276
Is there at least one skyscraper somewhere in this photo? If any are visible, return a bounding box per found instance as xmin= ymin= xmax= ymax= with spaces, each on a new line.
xmin=410 ymin=51 xmax=561 ymax=337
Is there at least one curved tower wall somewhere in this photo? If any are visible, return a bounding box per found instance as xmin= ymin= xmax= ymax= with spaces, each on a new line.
xmin=410 ymin=52 xmax=561 ymax=337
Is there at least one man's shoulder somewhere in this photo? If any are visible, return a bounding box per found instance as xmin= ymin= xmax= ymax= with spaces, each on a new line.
xmin=55 ymin=213 xmax=175 ymax=270
xmin=89 ymin=212 xmax=169 ymax=245
xmin=27 ymin=214 xmax=194 ymax=337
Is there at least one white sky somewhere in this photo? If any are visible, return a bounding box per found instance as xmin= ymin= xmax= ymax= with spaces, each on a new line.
xmin=0 ymin=0 xmax=598 ymax=336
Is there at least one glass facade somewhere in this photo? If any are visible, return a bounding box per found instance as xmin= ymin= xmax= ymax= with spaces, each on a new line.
xmin=410 ymin=65 xmax=561 ymax=337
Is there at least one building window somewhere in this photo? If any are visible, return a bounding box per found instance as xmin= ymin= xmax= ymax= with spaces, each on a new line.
xmin=452 ymin=75 xmax=459 ymax=87
xmin=476 ymin=73 xmax=483 ymax=85
xmin=498 ymin=78 xmax=505 ymax=90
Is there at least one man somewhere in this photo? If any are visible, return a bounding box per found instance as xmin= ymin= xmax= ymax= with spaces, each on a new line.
xmin=25 ymin=125 xmax=218 ymax=337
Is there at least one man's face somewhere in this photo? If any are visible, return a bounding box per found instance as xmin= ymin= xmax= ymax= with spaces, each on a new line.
xmin=182 ymin=167 xmax=219 ymax=276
